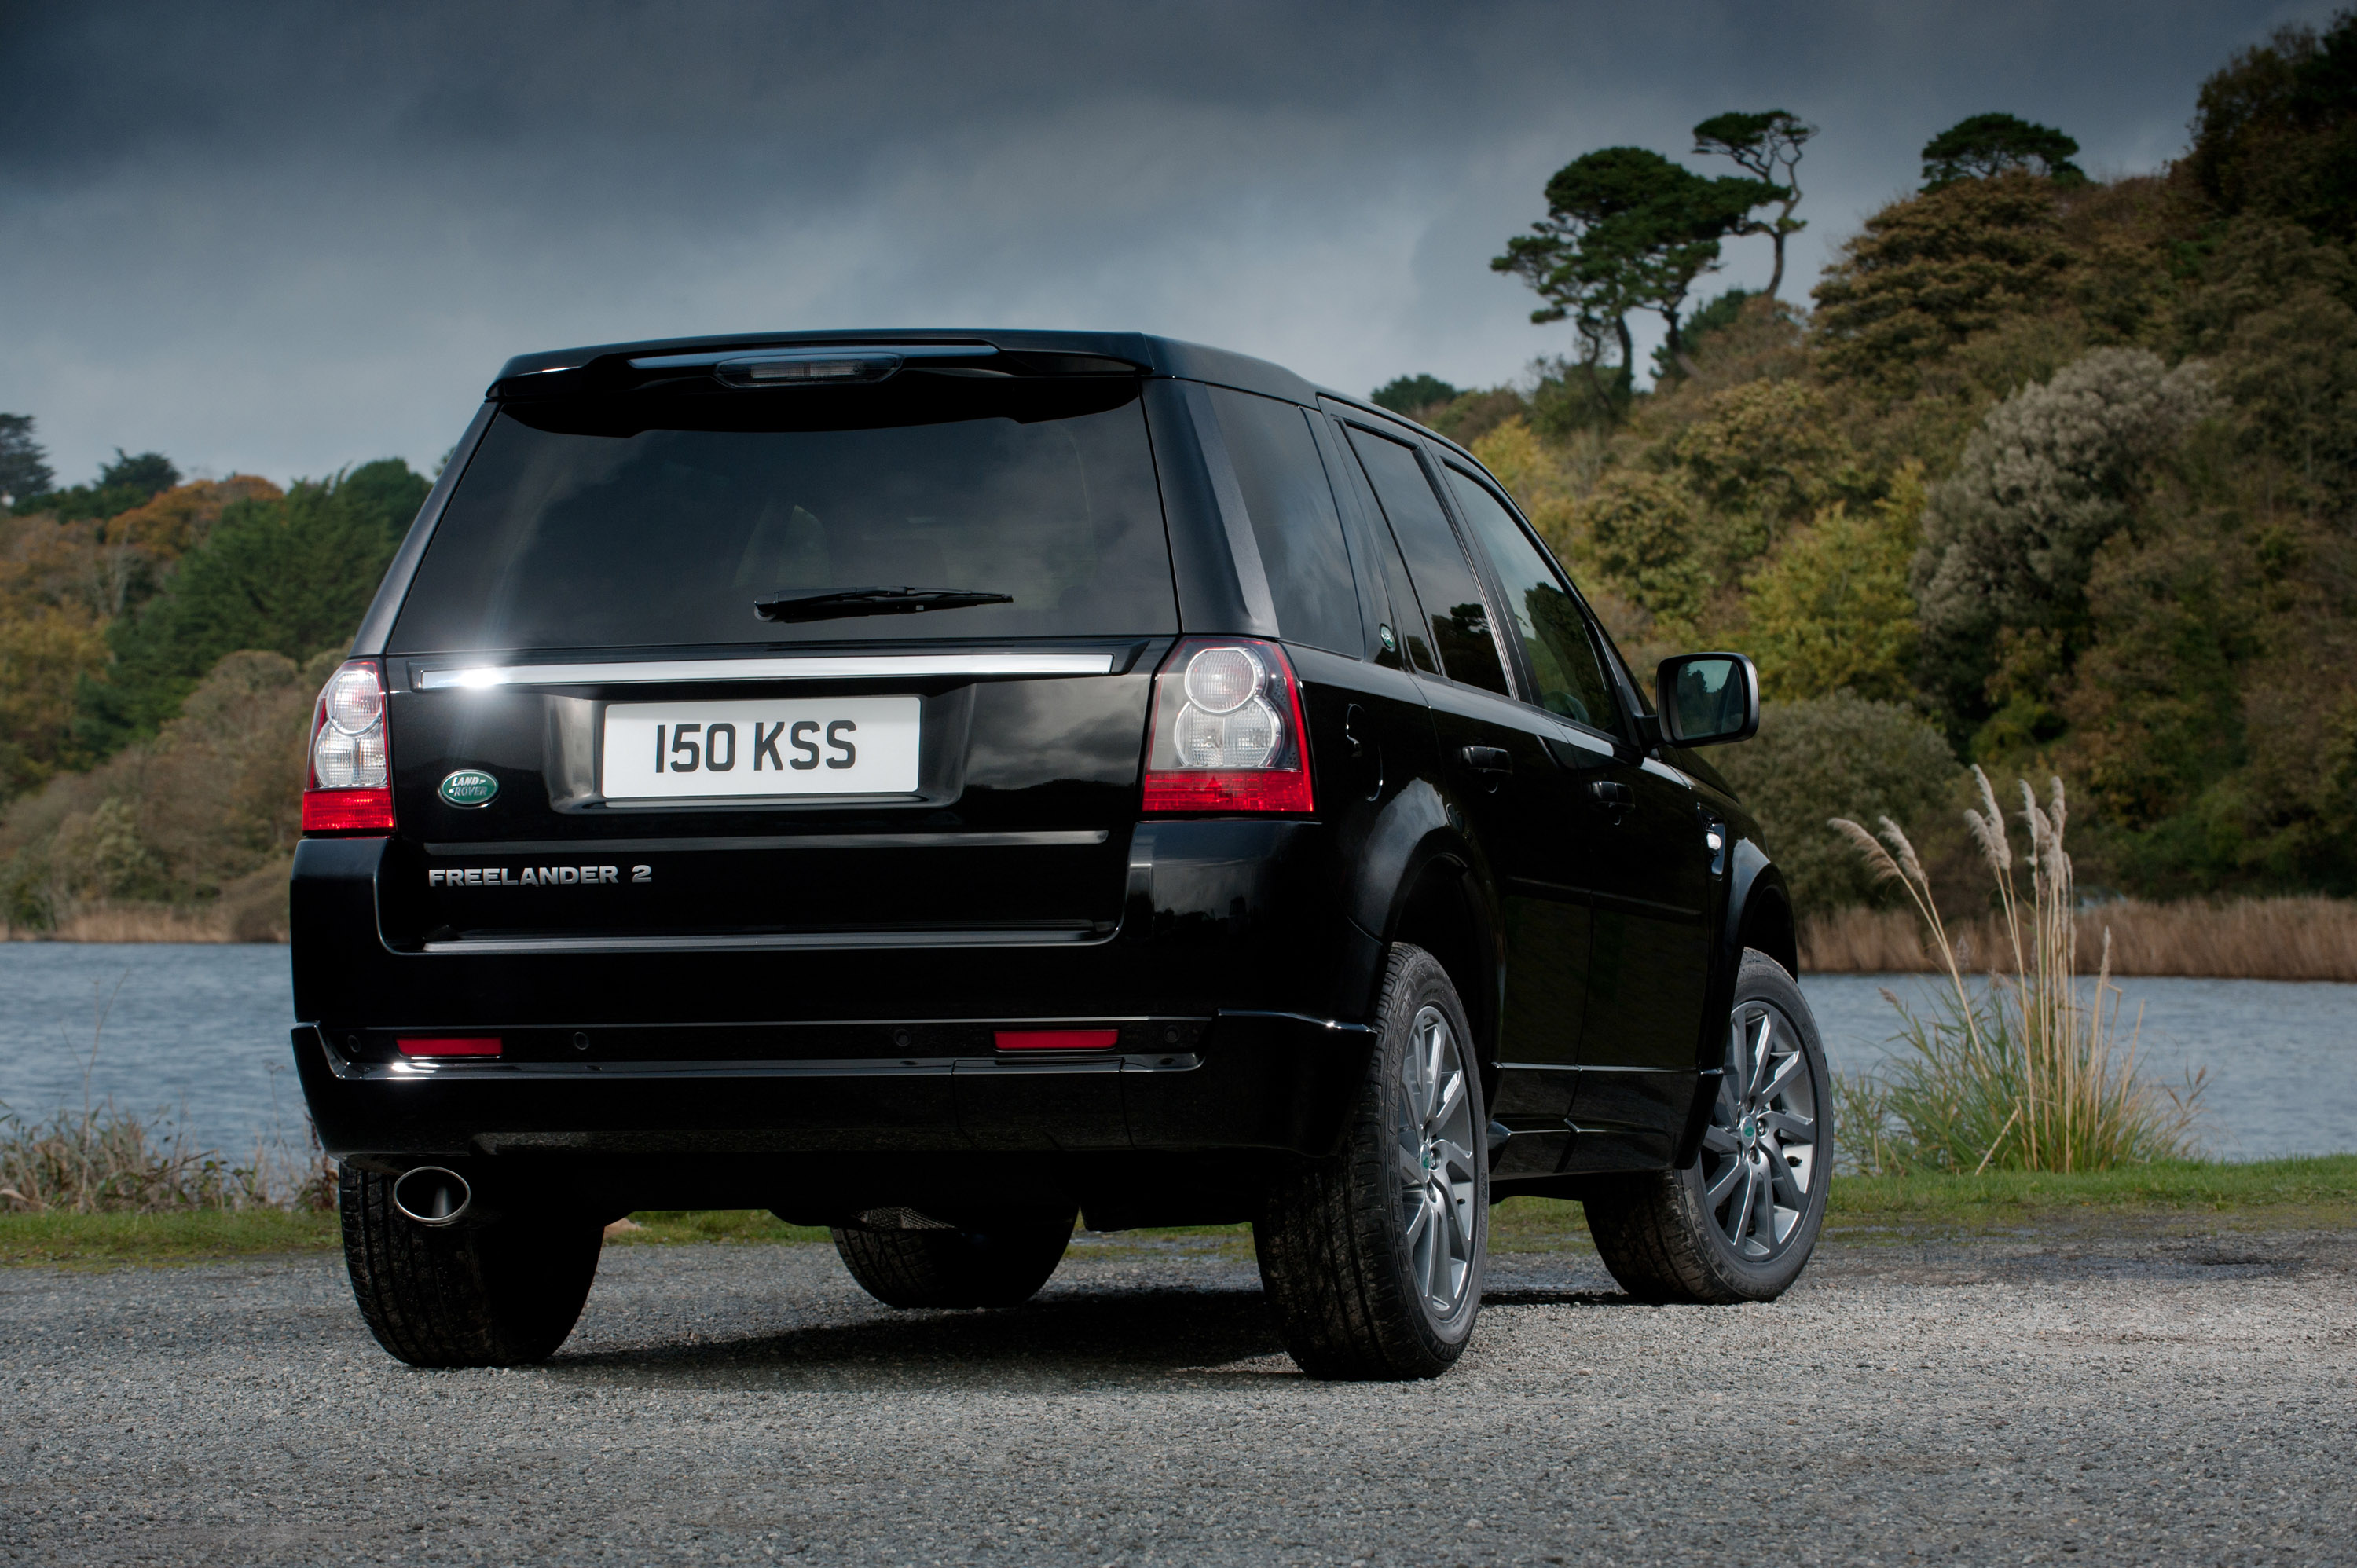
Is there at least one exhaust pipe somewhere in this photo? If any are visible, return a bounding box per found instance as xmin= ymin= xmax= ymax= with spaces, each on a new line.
xmin=392 ymin=1166 xmax=472 ymax=1228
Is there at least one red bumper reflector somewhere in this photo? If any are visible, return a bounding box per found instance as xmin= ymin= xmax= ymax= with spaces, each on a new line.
xmin=396 ymin=1037 xmax=501 ymax=1058
xmin=994 ymin=1029 xmax=1120 ymax=1052
xmin=303 ymin=788 xmax=395 ymax=833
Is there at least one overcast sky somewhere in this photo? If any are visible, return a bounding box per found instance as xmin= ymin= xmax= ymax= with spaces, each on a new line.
xmin=0 ymin=0 xmax=2330 ymax=488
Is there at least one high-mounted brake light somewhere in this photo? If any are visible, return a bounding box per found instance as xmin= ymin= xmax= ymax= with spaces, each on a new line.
xmin=1142 ymin=637 xmax=1315 ymax=815
xmin=713 ymin=351 xmax=902 ymax=387
xmin=302 ymin=659 xmax=394 ymax=833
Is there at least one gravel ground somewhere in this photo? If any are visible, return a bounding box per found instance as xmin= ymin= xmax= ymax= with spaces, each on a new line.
xmin=4 ymin=1218 xmax=2353 ymax=1566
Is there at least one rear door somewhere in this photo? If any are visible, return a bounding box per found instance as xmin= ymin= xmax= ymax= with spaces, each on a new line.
xmin=1330 ymin=417 xmax=1586 ymax=1156
xmin=1440 ymin=464 xmax=1715 ymax=1170
xmin=377 ymin=369 xmax=1172 ymax=953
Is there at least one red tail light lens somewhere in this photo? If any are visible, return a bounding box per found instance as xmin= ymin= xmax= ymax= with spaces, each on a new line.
xmin=1142 ymin=637 xmax=1314 ymax=814
xmin=302 ymin=659 xmax=395 ymax=834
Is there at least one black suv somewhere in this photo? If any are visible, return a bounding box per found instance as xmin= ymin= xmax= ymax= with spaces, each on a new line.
xmin=292 ymin=331 xmax=1831 ymax=1379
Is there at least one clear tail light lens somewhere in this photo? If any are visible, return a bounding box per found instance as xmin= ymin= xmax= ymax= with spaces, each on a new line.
xmin=1142 ymin=637 xmax=1314 ymax=814
xmin=302 ymin=659 xmax=394 ymax=833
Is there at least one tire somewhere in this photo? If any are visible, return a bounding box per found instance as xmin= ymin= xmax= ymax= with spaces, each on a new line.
xmin=339 ymin=1167 xmax=603 ymax=1368
xmin=1255 ymin=943 xmax=1488 ymax=1380
xmin=1585 ymin=948 xmax=1832 ymax=1305
xmin=829 ymin=1210 xmax=1076 ymax=1309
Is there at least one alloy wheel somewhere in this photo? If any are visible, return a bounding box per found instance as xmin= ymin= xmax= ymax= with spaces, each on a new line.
xmin=1695 ymin=1000 xmax=1820 ymax=1263
xmin=1395 ymin=1004 xmax=1479 ymax=1315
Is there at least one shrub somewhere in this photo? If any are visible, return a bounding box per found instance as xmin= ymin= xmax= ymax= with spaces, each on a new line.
xmin=1713 ymin=693 xmax=1960 ymax=915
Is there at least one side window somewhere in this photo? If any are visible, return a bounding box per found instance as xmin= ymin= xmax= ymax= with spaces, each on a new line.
xmin=1444 ymin=467 xmax=1624 ymax=735
xmin=1343 ymin=427 xmax=1509 ymax=696
xmin=1209 ymin=387 xmax=1362 ymax=654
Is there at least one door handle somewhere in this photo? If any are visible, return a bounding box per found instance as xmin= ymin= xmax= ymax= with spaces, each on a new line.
xmin=1459 ymin=746 xmax=1512 ymax=775
xmin=1589 ymin=779 xmax=1634 ymax=808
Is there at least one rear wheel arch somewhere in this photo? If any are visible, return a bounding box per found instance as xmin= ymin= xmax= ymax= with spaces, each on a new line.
xmin=1383 ymin=851 xmax=1501 ymax=1090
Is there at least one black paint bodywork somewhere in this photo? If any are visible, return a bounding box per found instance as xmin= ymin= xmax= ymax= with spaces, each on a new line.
xmin=291 ymin=329 xmax=1794 ymax=1229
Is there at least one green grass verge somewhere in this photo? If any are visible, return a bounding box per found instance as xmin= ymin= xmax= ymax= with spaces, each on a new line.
xmin=0 ymin=1209 xmax=340 ymax=1268
xmin=1829 ymin=1154 xmax=2357 ymax=1222
xmin=607 ymin=1210 xmax=832 ymax=1247
xmin=5 ymin=1156 xmax=2352 ymax=1267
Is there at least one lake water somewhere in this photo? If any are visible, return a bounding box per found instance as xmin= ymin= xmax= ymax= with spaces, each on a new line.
xmin=0 ymin=946 xmax=2348 ymax=1161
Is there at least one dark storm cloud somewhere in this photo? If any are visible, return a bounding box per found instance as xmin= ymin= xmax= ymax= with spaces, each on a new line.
xmin=0 ymin=0 xmax=2331 ymax=484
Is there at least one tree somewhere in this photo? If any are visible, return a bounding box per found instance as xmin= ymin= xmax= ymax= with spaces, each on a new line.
xmin=1741 ymin=465 xmax=1925 ymax=704
xmin=73 ymin=459 xmax=429 ymax=756
xmin=0 ymin=415 xmax=53 ymax=508
xmin=1493 ymin=146 xmax=1776 ymax=401
xmin=1371 ymin=374 xmax=1459 ymax=414
xmin=2188 ymin=12 xmax=2357 ymax=242
xmin=1811 ymin=171 xmax=2073 ymax=390
xmin=1920 ymin=113 xmax=2086 ymax=189
xmin=1913 ymin=348 xmax=2221 ymax=735
xmin=1692 ymin=110 xmax=1816 ymax=297
xmin=13 ymin=448 xmax=185 ymax=524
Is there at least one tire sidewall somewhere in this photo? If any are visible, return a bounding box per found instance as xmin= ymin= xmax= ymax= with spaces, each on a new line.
xmin=1373 ymin=947 xmax=1489 ymax=1351
xmin=1674 ymin=951 xmax=1832 ymax=1301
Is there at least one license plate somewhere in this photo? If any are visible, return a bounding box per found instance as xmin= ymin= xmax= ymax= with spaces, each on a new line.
xmin=601 ymin=697 xmax=921 ymax=800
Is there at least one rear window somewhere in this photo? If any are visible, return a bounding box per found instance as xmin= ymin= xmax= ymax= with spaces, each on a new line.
xmin=389 ymin=377 xmax=1175 ymax=653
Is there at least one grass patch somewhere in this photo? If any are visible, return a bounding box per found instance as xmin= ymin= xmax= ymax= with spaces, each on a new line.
xmin=1829 ymin=1154 xmax=2357 ymax=1222
xmin=0 ymin=1208 xmax=340 ymax=1268
xmin=7 ymin=1158 xmax=2352 ymax=1269
xmin=610 ymin=1210 xmax=833 ymax=1247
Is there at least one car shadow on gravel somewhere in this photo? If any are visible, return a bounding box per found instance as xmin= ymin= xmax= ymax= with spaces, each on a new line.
xmin=556 ymin=1284 xmax=1296 ymax=1385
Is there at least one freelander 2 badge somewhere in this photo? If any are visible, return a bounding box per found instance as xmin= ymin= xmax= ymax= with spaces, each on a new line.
xmin=438 ymin=768 xmax=499 ymax=808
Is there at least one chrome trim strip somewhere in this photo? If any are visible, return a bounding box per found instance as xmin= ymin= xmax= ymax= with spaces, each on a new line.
xmin=423 ymin=830 xmax=1111 ymax=855
xmin=339 ymin=1053 xmax=1197 ymax=1084
xmin=420 ymin=925 xmax=1107 ymax=955
xmin=415 ymin=652 xmax=1117 ymax=690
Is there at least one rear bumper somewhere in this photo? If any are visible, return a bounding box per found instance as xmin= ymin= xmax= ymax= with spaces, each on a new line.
xmin=295 ymin=1009 xmax=1369 ymax=1162
xmin=290 ymin=822 xmax=1384 ymax=1190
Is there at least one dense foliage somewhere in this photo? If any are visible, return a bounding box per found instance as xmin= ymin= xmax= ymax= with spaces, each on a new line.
xmin=1444 ymin=14 xmax=2357 ymax=905
xmin=0 ymin=436 xmax=426 ymax=927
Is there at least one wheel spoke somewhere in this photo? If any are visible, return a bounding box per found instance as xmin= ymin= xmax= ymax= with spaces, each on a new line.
xmin=1760 ymin=1050 xmax=1805 ymax=1103
xmin=1402 ymin=1191 xmax=1434 ymax=1251
xmin=1435 ymin=1138 xmax=1475 ymax=1177
xmin=1428 ymin=1071 xmax=1466 ymax=1135
xmin=1769 ymin=1152 xmax=1809 ymax=1207
xmin=1700 ymin=1123 xmax=1740 ymax=1156
xmin=1746 ymin=1012 xmax=1777 ymax=1098
xmin=1704 ymin=1156 xmax=1744 ymax=1207
xmin=1396 ymin=1141 xmax=1427 ymax=1188
xmin=1721 ymin=1160 xmax=1756 ymax=1247
xmin=1762 ymin=1109 xmax=1814 ymax=1141
xmin=1750 ymin=1158 xmax=1776 ymax=1248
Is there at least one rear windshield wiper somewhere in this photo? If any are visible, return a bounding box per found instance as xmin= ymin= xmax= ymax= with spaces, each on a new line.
xmin=753 ymin=585 xmax=1016 ymax=623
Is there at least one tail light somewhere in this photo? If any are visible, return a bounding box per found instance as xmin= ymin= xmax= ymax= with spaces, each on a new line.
xmin=302 ymin=659 xmax=394 ymax=833
xmin=1142 ymin=637 xmax=1314 ymax=814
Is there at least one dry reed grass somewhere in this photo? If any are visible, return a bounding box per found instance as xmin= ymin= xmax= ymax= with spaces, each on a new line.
xmin=6 ymin=903 xmax=235 ymax=943
xmin=1802 ymin=896 xmax=2357 ymax=981
xmin=1830 ymin=770 xmax=2204 ymax=1174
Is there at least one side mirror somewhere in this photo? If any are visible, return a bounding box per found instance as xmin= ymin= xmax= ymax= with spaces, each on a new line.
xmin=1654 ymin=653 xmax=1760 ymax=748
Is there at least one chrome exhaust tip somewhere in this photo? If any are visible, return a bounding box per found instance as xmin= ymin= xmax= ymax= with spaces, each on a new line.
xmin=391 ymin=1166 xmax=472 ymax=1228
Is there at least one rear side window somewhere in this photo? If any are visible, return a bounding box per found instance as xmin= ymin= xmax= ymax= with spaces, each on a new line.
xmin=1343 ymin=427 xmax=1509 ymax=696
xmin=390 ymin=377 xmax=1175 ymax=653
xmin=1444 ymin=467 xmax=1622 ymax=735
xmin=1208 ymin=387 xmax=1361 ymax=655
